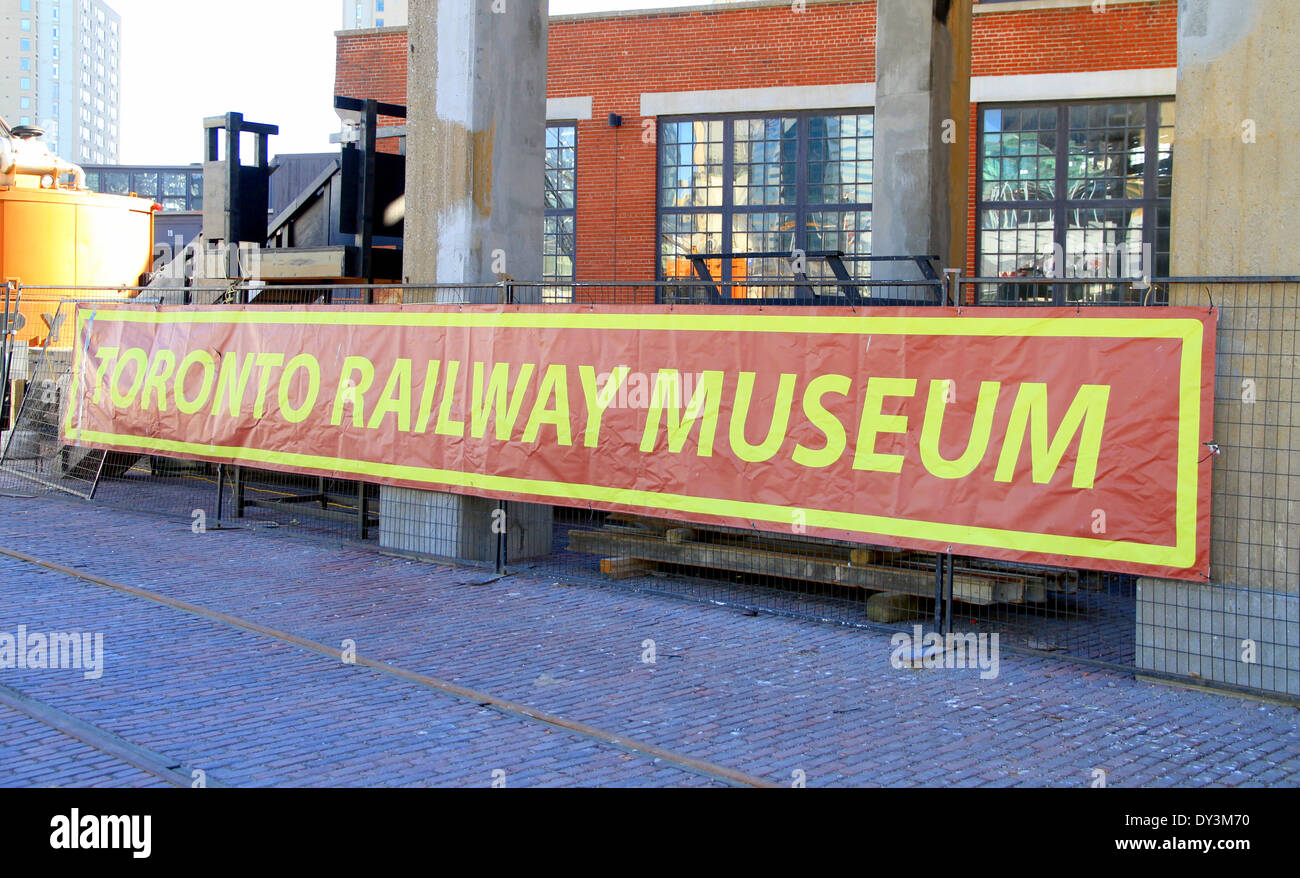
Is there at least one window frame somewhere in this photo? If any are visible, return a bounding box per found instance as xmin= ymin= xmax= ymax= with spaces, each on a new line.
xmin=655 ymin=107 xmax=875 ymax=286
xmin=975 ymin=96 xmax=1174 ymax=303
xmin=543 ymin=121 xmax=578 ymax=298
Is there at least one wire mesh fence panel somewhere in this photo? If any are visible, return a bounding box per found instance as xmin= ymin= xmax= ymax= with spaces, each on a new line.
xmin=939 ymin=560 xmax=1138 ymax=667
xmin=0 ymin=300 xmax=104 ymax=499
xmin=0 ymin=291 xmax=165 ymax=499
xmin=932 ymin=280 xmax=1161 ymax=669
xmin=79 ymin=459 xmax=388 ymax=547
xmin=5 ymin=278 xmax=1295 ymax=701
xmin=1144 ymin=280 xmax=1299 ymax=697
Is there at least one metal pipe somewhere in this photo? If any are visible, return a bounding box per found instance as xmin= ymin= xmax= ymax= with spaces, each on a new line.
xmin=0 ymin=131 xmax=86 ymax=189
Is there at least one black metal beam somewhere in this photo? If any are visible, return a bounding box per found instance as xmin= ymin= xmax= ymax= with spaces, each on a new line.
xmin=333 ymin=96 xmax=407 ymax=120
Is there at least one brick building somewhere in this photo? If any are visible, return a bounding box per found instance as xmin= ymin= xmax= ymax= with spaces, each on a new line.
xmin=335 ymin=0 xmax=1177 ymax=288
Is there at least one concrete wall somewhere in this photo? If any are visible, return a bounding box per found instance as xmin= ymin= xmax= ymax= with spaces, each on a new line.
xmin=1171 ymin=0 xmax=1300 ymax=276
xmin=1169 ymin=0 xmax=1300 ymax=591
xmin=1141 ymin=0 xmax=1300 ymax=699
xmin=1138 ymin=578 xmax=1299 ymax=697
xmin=380 ymin=486 xmax=553 ymax=565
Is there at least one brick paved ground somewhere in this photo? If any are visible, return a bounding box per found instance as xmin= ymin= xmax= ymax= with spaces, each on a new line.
xmin=0 ymin=704 xmax=170 ymax=789
xmin=0 ymin=494 xmax=1296 ymax=787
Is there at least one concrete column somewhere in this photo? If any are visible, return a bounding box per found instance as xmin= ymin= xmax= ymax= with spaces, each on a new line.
xmin=384 ymin=0 xmax=552 ymax=564
xmin=1170 ymin=0 xmax=1300 ymax=277
xmin=1170 ymin=0 xmax=1300 ymax=590
xmin=1139 ymin=0 xmax=1300 ymax=699
xmin=872 ymin=0 xmax=971 ymax=278
xmin=404 ymin=0 xmax=548 ymax=297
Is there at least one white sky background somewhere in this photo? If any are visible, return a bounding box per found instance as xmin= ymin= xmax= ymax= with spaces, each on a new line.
xmin=114 ymin=0 xmax=697 ymax=165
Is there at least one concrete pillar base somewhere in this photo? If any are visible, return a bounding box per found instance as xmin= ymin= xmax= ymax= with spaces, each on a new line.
xmin=1136 ymin=577 xmax=1300 ymax=699
xmin=380 ymin=487 xmax=553 ymax=565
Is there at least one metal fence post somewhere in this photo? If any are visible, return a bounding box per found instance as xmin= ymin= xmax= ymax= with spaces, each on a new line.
xmin=495 ymin=500 xmax=507 ymax=575
xmin=0 ymin=280 xmax=13 ymax=431
xmin=933 ymin=552 xmax=946 ymax=631
xmin=215 ymin=464 xmax=225 ymax=524
xmin=357 ymin=481 xmax=369 ymax=541
xmin=944 ymin=548 xmax=954 ymax=635
xmin=943 ymin=268 xmax=961 ymax=307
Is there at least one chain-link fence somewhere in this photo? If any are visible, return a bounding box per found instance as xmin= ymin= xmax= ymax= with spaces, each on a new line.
xmin=2 ymin=278 xmax=1295 ymax=703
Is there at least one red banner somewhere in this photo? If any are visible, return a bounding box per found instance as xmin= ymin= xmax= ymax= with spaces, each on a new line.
xmin=65 ymin=304 xmax=1216 ymax=580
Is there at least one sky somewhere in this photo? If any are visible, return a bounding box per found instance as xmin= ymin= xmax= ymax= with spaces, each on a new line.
xmin=113 ymin=0 xmax=699 ymax=165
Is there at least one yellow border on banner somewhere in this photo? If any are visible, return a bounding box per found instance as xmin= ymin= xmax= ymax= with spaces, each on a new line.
xmin=65 ymin=307 xmax=1205 ymax=570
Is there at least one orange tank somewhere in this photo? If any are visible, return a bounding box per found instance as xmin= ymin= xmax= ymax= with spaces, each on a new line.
xmin=1 ymin=120 xmax=155 ymax=348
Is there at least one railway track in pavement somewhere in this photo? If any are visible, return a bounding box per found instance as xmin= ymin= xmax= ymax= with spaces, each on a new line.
xmin=0 ymin=544 xmax=779 ymax=789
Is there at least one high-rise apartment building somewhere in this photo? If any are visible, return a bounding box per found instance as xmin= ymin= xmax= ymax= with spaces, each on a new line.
xmin=1 ymin=0 xmax=121 ymax=164
xmin=341 ymin=0 xmax=407 ymax=30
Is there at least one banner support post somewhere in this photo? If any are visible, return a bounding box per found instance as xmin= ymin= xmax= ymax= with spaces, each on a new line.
xmin=495 ymin=500 xmax=507 ymax=575
xmin=215 ymin=464 xmax=225 ymax=524
xmin=933 ymin=553 xmax=945 ymax=632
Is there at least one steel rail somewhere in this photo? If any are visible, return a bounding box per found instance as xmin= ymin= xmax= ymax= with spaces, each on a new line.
xmin=0 ymin=544 xmax=780 ymax=789
xmin=0 ymin=680 xmax=220 ymax=787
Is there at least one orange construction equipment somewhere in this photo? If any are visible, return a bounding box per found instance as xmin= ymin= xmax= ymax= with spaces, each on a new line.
xmin=1 ymin=117 xmax=155 ymax=347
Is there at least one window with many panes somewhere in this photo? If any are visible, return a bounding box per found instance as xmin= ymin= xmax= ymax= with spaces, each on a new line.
xmin=658 ymin=111 xmax=873 ymax=297
xmin=977 ymin=98 xmax=1174 ymax=303
xmin=83 ymin=167 xmax=204 ymax=211
xmin=543 ymin=123 xmax=577 ymax=301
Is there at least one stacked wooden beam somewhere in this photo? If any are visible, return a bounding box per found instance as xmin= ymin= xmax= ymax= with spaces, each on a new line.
xmin=567 ymin=514 xmax=1078 ymax=608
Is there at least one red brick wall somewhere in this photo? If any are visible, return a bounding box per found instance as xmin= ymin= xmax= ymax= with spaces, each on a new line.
xmin=965 ymin=1 xmax=1179 ymax=272
xmin=335 ymin=29 xmax=408 ymax=154
xmin=335 ymin=0 xmax=1178 ymax=280
xmin=549 ymin=1 xmax=876 ymax=282
xmin=973 ymin=0 xmax=1178 ymax=76
xmin=965 ymin=100 xmax=980 ymax=283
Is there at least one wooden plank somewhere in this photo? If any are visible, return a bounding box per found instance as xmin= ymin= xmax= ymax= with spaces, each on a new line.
xmin=600 ymin=556 xmax=655 ymax=580
xmin=866 ymin=592 xmax=927 ymax=623
xmin=850 ymin=547 xmax=906 ymax=565
xmin=568 ymin=529 xmax=1007 ymax=605
xmin=255 ymin=247 xmax=348 ymax=280
xmin=606 ymin=514 xmax=674 ymax=534
xmin=8 ymin=379 xmax=24 ymax=430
